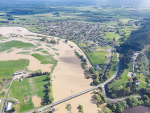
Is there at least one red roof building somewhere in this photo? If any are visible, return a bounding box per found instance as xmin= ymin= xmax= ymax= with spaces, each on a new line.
xmin=129 ymin=78 xmax=133 ymax=81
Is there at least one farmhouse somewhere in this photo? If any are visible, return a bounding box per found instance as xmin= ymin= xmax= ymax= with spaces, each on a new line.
xmin=5 ymin=102 xmax=12 ymax=111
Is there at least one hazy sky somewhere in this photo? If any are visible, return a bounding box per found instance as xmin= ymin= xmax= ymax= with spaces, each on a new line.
xmin=1 ymin=0 xmax=150 ymax=8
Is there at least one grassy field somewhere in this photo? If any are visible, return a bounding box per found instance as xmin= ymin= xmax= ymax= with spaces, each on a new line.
xmin=0 ymin=91 xmax=5 ymax=98
xmin=0 ymin=36 xmax=8 ymax=40
xmin=0 ymin=40 xmax=34 ymax=52
xmin=0 ymin=59 xmax=29 ymax=83
xmin=108 ymin=53 xmax=118 ymax=76
xmin=105 ymin=32 xmax=121 ymax=42
xmin=80 ymin=43 xmax=87 ymax=47
xmin=8 ymin=78 xmax=34 ymax=112
xmin=88 ymin=51 xmax=108 ymax=64
xmin=31 ymin=53 xmax=57 ymax=64
xmin=8 ymin=73 xmax=53 ymax=112
xmin=110 ymin=62 xmax=133 ymax=89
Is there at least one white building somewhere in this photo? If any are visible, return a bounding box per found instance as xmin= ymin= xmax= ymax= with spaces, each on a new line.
xmin=6 ymin=102 xmax=12 ymax=111
xmin=13 ymin=72 xmax=22 ymax=76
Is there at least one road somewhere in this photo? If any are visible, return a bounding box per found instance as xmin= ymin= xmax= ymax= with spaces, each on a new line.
xmin=26 ymin=53 xmax=120 ymax=113
xmin=1 ymin=77 xmax=14 ymax=113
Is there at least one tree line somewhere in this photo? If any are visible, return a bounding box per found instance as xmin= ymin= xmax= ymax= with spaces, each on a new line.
xmin=74 ymin=50 xmax=87 ymax=70
xmin=43 ymin=73 xmax=54 ymax=105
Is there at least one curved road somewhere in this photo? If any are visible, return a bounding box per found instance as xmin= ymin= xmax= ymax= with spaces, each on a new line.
xmin=26 ymin=53 xmax=120 ymax=113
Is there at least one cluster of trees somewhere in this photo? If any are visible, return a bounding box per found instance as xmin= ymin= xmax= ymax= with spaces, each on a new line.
xmin=93 ymin=91 xmax=108 ymax=107
xmin=136 ymin=53 xmax=150 ymax=77
xmin=126 ymin=96 xmax=144 ymax=107
xmin=104 ymin=52 xmax=117 ymax=80
xmin=119 ymin=49 xmax=134 ymax=69
xmin=41 ymin=37 xmax=58 ymax=44
xmin=31 ymin=71 xmax=48 ymax=77
xmin=74 ymin=50 xmax=87 ymax=70
xmin=102 ymin=107 xmax=112 ymax=113
xmin=136 ymin=48 xmax=150 ymax=83
xmin=116 ymin=21 xmax=150 ymax=69
xmin=88 ymin=67 xmax=101 ymax=85
xmin=109 ymin=100 xmax=128 ymax=112
xmin=106 ymin=78 xmax=139 ymax=98
xmin=65 ymin=39 xmax=68 ymax=43
xmin=43 ymin=73 xmax=54 ymax=105
xmin=86 ymin=65 xmax=112 ymax=86
xmin=107 ymin=96 xmax=144 ymax=113
xmin=142 ymin=95 xmax=150 ymax=107
xmin=78 ymin=105 xmax=84 ymax=113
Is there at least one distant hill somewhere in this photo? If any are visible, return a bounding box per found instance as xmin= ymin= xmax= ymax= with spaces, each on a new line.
xmin=117 ymin=20 xmax=150 ymax=53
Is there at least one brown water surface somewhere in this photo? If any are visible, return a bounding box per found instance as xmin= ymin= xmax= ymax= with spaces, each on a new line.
xmin=122 ymin=105 xmax=150 ymax=113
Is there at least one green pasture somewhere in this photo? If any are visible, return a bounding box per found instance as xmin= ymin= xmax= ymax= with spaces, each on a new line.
xmin=105 ymin=32 xmax=121 ymax=42
xmin=0 ymin=40 xmax=34 ymax=52
xmin=80 ymin=43 xmax=87 ymax=47
xmin=88 ymin=51 xmax=108 ymax=64
xmin=0 ymin=59 xmax=28 ymax=83
xmin=31 ymin=53 xmax=57 ymax=64
xmin=8 ymin=78 xmax=34 ymax=112
xmin=8 ymin=73 xmax=53 ymax=112
xmin=0 ymin=91 xmax=5 ymax=98
xmin=109 ymin=62 xmax=133 ymax=89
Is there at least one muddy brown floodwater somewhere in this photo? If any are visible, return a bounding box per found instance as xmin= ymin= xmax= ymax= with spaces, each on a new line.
xmin=122 ymin=105 xmax=150 ymax=113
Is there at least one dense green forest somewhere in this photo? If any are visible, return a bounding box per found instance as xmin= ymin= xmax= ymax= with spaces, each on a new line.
xmin=117 ymin=18 xmax=150 ymax=68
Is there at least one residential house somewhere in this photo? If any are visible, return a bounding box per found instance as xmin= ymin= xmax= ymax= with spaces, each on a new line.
xmin=136 ymin=81 xmax=140 ymax=86
xmin=129 ymin=78 xmax=133 ymax=81
xmin=132 ymin=73 xmax=136 ymax=77
xmin=95 ymin=64 xmax=102 ymax=71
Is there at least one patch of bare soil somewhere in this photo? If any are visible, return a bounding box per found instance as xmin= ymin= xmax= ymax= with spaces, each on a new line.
xmin=96 ymin=49 xmax=107 ymax=51
xmin=24 ymin=96 xmax=30 ymax=103
xmin=127 ymin=72 xmax=132 ymax=77
xmin=100 ymin=103 xmax=107 ymax=110
xmin=32 ymin=95 xmax=42 ymax=107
